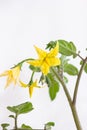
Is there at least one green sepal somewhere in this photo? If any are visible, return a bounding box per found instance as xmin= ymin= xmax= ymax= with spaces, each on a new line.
xmin=46 ymin=41 xmax=56 ymax=50
xmin=29 ymin=65 xmax=40 ymax=72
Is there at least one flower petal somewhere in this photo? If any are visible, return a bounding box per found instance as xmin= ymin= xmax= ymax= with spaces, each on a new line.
xmin=34 ymin=45 xmax=47 ymax=59
xmin=0 ymin=70 xmax=11 ymax=77
xmin=29 ymin=86 xmax=34 ymax=98
xmin=19 ymin=80 xmax=28 ymax=88
xmin=27 ymin=59 xmax=42 ymax=66
xmin=12 ymin=66 xmax=20 ymax=84
xmin=5 ymin=74 xmax=13 ymax=88
xmin=29 ymin=80 xmax=39 ymax=97
xmin=41 ymin=62 xmax=49 ymax=75
xmin=46 ymin=57 xmax=61 ymax=66
xmin=12 ymin=66 xmax=20 ymax=79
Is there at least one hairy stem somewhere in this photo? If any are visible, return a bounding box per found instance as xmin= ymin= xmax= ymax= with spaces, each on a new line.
xmin=51 ymin=67 xmax=82 ymax=130
xmin=73 ymin=57 xmax=87 ymax=105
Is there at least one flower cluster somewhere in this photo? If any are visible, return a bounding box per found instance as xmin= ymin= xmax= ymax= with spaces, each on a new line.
xmin=0 ymin=42 xmax=60 ymax=97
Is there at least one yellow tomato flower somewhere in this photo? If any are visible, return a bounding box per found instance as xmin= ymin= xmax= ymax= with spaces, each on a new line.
xmin=0 ymin=66 xmax=20 ymax=88
xmin=27 ymin=42 xmax=60 ymax=75
xmin=19 ymin=80 xmax=40 ymax=98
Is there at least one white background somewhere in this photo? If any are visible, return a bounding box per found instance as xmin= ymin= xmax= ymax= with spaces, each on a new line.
xmin=0 ymin=0 xmax=87 ymax=130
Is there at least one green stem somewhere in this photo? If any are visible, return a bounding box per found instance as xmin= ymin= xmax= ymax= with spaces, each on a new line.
xmin=73 ymin=57 xmax=87 ymax=105
xmin=14 ymin=114 xmax=18 ymax=130
xmin=51 ymin=67 xmax=82 ymax=130
xmin=71 ymin=104 xmax=82 ymax=130
xmin=11 ymin=58 xmax=34 ymax=69
xmin=77 ymin=53 xmax=84 ymax=61
xmin=30 ymin=71 xmax=34 ymax=82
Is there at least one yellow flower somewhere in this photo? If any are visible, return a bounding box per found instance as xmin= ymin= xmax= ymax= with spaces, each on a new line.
xmin=0 ymin=66 xmax=20 ymax=88
xmin=27 ymin=42 xmax=60 ymax=75
xmin=19 ymin=80 xmax=40 ymax=98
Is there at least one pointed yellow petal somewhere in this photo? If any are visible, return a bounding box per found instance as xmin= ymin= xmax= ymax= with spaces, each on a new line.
xmin=47 ymin=42 xmax=59 ymax=57
xmin=29 ymin=86 xmax=34 ymax=98
xmin=27 ymin=59 xmax=42 ymax=66
xmin=32 ymin=80 xmax=41 ymax=88
xmin=12 ymin=66 xmax=20 ymax=85
xmin=41 ymin=62 xmax=49 ymax=75
xmin=12 ymin=66 xmax=20 ymax=79
xmin=46 ymin=57 xmax=61 ymax=66
xmin=34 ymin=45 xmax=47 ymax=59
xmin=28 ymin=80 xmax=38 ymax=98
xmin=0 ymin=70 xmax=11 ymax=77
xmin=5 ymin=74 xmax=13 ymax=88
xmin=19 ymin=80 xmax=28 ymax=88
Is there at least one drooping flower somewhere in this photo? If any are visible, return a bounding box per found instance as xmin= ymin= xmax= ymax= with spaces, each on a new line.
xmin=27 ymin=42 xmax=60 ymax=75
xmin=19 ymin=80 xmax=40 ymax=98
xmin=0 ymin=66 xmax=21 ymax=88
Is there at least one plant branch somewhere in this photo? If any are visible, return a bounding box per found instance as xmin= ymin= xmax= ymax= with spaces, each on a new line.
xmin=73 ymin=57 xmax=87 ymax=105
xmin=77 ymin=53 xmax=84 ymax=61
xmin=51 ymin=67 xmax=82 ymax=130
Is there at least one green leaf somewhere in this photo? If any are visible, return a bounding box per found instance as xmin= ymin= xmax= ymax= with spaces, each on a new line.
xmin=58 ymin=40 xmax=77 ymax=57
xmin=7 ymin=106 xmax=18 ymax=113
xmin=9 ymin=115 xmax=15 ymax=119
xmin=1 ymin=123 xmax=10 ymax=129
xmin=46 ymin=40 xmax=77 ymax=57
xmin=7 ymin=102 xmax=34 ymax=115
xmin=68 ymin=42 xmax=77 ymax=58
xmin=15 ymin=102 xmax=34 ymax=115
xmin=45 ymin=122 xmax=55 ymax=130
xmin=29 ymin=65 xmax=40 ymax=72
xmin=64 ymin=63 xmax=78 ymax=75
xmin=49 ymin=83 xmax=59 ymax=100
xmin=47 ymin=73 xmax=60 ymax=100
xmin=45 ymin=122 xmax=55 ymax=126
xmin=21 ymin=124 xmax=32 ymax=130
